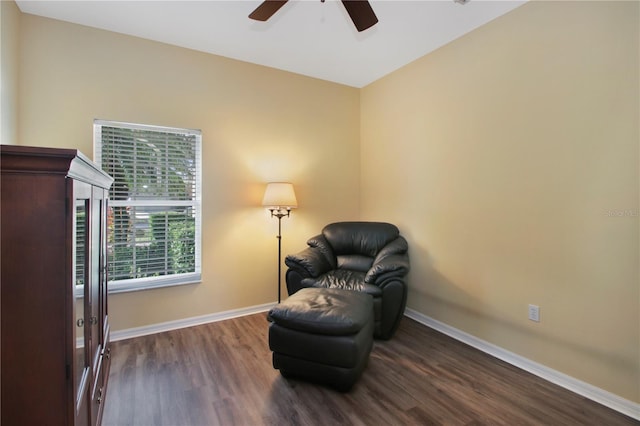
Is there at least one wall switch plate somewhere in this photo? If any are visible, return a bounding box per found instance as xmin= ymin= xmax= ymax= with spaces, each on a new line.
xmin=528 ymin=304 xmax=540 ymax=322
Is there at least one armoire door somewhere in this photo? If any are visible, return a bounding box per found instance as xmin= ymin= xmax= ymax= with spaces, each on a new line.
xmin=89 ymin=186 xmax=106 ymax=426
xmin=99 ymin=190 xmax=112 ymax=392
xmin=74 ymin=180 xmax=92 ymax=426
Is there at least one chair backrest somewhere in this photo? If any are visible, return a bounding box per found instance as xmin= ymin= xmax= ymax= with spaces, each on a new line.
xmin=322 ymin=222 xmax=400 ymax=272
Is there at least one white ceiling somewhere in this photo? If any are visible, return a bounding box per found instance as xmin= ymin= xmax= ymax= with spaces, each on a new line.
xmin=15 ymin=0 xmax=526 ymax=88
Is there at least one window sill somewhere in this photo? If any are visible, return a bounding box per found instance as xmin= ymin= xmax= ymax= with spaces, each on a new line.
xmin=75 ymin=273 xmax=201 ymax=297
xmin=108 ymin=273 xmax=202 ymax=294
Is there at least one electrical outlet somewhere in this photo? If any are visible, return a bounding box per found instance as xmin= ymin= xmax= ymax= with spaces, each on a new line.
xmin=528 ymin=304 xmax=540 ymax=322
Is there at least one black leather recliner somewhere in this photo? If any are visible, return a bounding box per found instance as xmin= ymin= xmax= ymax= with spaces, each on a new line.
xmin=284 ymin=222 xmax=410 ymax=340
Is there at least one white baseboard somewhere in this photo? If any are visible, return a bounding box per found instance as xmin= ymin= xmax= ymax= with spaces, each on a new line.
xmin=110 ymin=302 xmax=274 ymax=342
xmin=404 ymin=308 xmax=640 ymax=421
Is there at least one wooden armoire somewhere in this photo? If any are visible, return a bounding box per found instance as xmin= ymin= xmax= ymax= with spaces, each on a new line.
xmin=1 ymin=145 xmax=114 ymax=426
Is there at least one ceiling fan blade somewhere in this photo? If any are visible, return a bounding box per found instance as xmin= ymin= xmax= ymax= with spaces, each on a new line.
xmin=249 ymin=0 xmax=289 ymax=21
xmin=341 ymin=0 xmax=378 ymax=32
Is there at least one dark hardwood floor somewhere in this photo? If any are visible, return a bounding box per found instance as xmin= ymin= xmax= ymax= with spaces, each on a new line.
xmin=102 ymin=314 xmax=638 ymax=426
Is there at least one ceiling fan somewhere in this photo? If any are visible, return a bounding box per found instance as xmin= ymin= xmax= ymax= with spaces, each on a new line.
xmin=249 ymin=0 xmax=378 ymax=33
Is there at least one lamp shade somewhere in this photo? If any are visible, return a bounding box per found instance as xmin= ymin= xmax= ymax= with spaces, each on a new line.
xmin=262 ymin=182 xmax=298 ymax=209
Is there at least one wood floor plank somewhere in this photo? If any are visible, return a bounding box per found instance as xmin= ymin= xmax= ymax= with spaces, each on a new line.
xmin=102 ymin=314 xmax=638 ymax=426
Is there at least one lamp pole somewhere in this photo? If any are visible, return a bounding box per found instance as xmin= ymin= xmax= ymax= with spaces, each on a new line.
xmin=270 ymin=208 xmax=290 ymax=304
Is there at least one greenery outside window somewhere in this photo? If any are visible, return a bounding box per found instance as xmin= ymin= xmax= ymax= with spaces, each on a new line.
xmin=94 ymin=120 xmax=202 ymax=293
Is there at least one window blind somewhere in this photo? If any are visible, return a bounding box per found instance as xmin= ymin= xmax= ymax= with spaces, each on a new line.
xmin=94 ymin=120 xmax=202 ymax=292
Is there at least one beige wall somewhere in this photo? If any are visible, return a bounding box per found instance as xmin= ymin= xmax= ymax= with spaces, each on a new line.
xmin=361 ymin=1 xmax=639 ymax=402
xmin=17 ymin=13 xmax=361 ymax=330
xmin=1 ymin=0 xmax=20 ymax=145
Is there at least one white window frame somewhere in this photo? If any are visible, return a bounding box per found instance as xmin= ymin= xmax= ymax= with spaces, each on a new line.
xmin=94 ymin=119 xmax=202 ymax=294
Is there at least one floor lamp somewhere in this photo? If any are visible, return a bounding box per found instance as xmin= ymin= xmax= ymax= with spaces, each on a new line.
xmin=262 ymin=182 xmax=298 ymax=304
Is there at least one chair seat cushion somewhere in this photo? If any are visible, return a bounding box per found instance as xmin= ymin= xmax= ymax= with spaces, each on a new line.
xmin=302 ymin=270 xmax=383 ymax=297
xmin=268 ymin=287 xmax=373 ymax=336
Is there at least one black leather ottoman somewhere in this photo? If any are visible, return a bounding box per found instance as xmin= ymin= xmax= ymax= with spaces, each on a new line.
xmin=268 ymin=287 xmax=374 ymax=392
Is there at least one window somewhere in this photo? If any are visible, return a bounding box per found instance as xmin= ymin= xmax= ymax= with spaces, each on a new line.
xmin=94 ymin=120 xmax=202 ymax=293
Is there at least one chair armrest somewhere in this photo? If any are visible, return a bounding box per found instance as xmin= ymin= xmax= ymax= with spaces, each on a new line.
xmin=285 ymin=235 xmax=335 ymax=278
xmin=365 ymin=254 xmax=410 ymax=284
xmin=365 ymin=236 xmax=410 ymax=284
